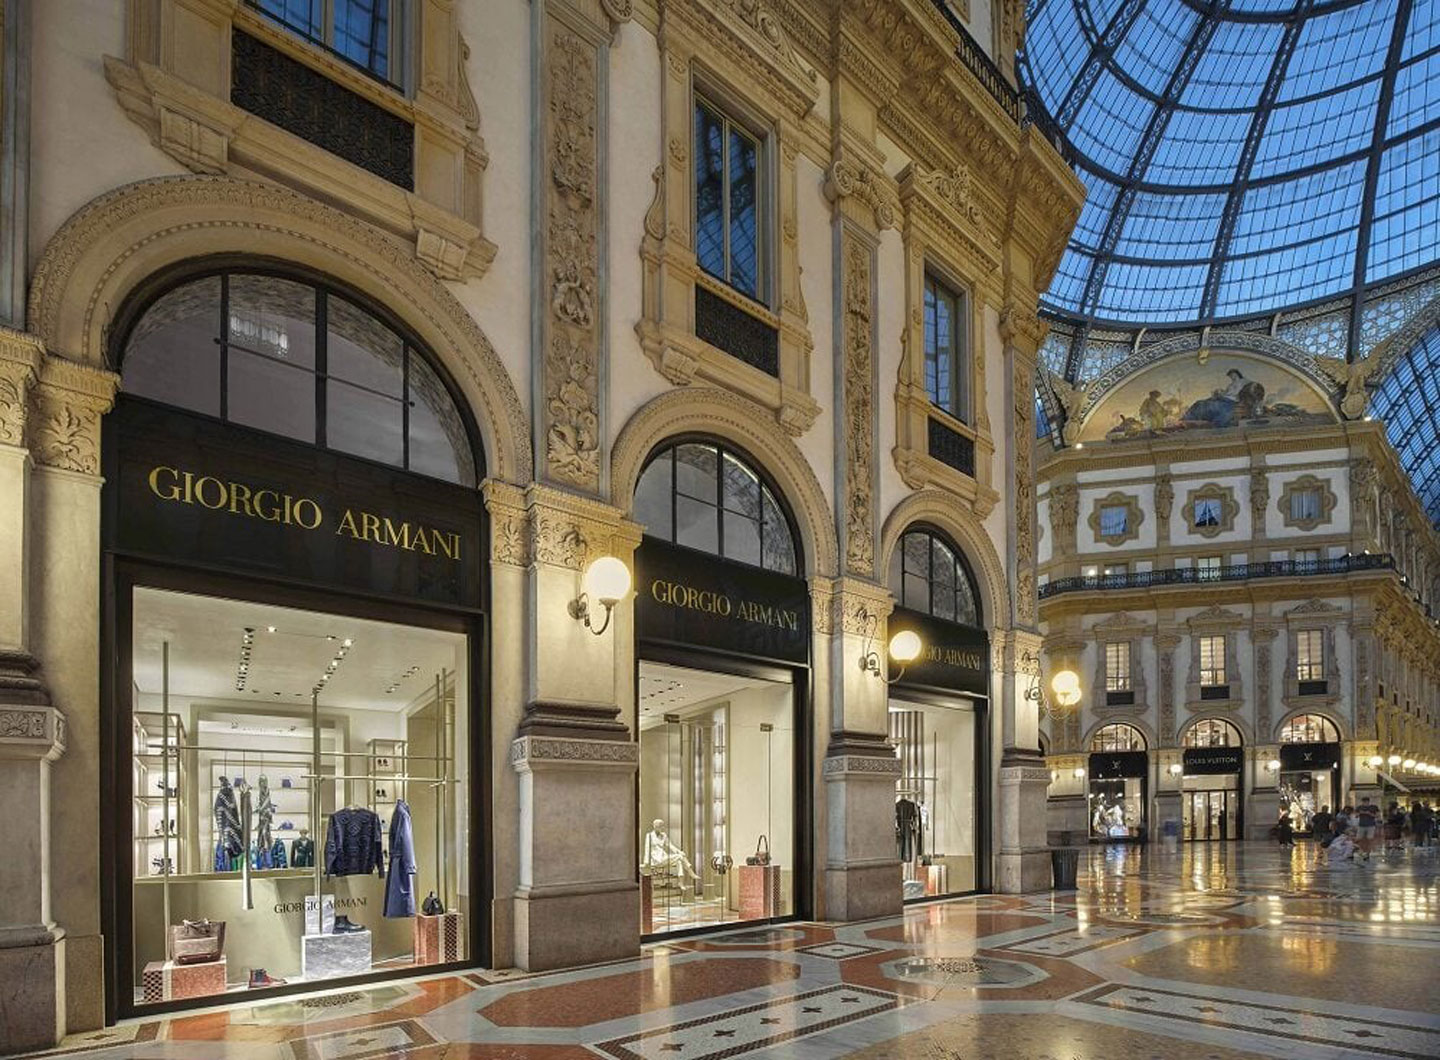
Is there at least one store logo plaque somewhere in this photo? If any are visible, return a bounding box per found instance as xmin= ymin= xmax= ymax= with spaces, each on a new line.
xmin=108 ymin=397 xmax=483 ymax=609
xmin=1181 ymin=746 xmax=1243 ymax=774
xmin=887 ymin=607 xmax=988 ymax=697
xmin=635 ymin=539 xmax=809 ymax=664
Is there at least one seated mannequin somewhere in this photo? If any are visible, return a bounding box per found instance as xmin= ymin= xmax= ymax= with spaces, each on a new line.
xmin=640 ymin=819 xmax=700 ymax=883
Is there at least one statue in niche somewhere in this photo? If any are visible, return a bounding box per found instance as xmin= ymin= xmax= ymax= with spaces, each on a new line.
xmin=640 ymin=820 xmax=700 ymax=883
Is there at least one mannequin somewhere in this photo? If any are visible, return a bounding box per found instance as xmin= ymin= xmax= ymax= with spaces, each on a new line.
xmin=640 ymin=819 xmax=700 ymax=882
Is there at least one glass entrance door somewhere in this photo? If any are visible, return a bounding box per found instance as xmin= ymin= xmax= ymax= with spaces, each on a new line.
xmin=1183 ymin=791 xmax=1237 ymax=840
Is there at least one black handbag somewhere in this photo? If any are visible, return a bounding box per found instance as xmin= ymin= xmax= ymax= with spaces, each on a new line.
xmin=745 ymin=835 xmax=771 ymax=866
xmin=421 ymin=891 xmax=445 ymax=916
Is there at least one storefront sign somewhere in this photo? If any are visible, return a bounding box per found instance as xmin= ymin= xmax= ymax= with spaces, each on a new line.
xmin=887 ymin=607 xmax=988 ymax=697
xmin=107 ymin=398 xmax=483 ymax=609
xmin=1280 ymin=742 xmax=1341 ymax=772
xmin=1183 ymin=746 xmax=1243 ymax=774
xmin=635 ymin=538 xmax=808 ymax=664
xmin=1090 ymin=750 xmax=1148 ymax=779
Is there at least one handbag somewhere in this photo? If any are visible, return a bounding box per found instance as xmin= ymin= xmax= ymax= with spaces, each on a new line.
xmin=421 ymin=891 xmax=445 ymax=916
xmin=710 ymin=853 xmax=733 ymax=875
xmin=745 ymin=835 xmax=771 ymax=866
xmin=167 ymin=919 xmax=225 ymax=965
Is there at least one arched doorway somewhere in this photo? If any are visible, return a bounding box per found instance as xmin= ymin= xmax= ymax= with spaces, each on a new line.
xmin=103 ymin=262 xmax=487 ymax=1015
xmin=629 ymin=437 xmax=810 ymax=937
xmin=1088 ymin=723 xmax=1148 ymax=841
xmin=885 ymin=525 xmax=990 ymax=901
xmin=1278 ymin=712 xmax=1343 ymax=833
xmin=1180 ymin=719 xmax=1243 ymax=841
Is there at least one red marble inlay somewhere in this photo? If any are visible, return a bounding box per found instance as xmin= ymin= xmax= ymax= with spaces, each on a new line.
xmin=865 ymin=912 xmax=1047 ymax=944
xmin=479 ymin=957 xmax=802 ymax=1028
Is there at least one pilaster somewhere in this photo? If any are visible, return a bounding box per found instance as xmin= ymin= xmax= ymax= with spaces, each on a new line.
xmin=995 ymin=630 xmax=1050 ymax=891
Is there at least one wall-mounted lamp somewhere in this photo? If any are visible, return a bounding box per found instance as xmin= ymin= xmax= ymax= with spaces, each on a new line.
xmin=1388 ymin=754 xmax=1402 ymax=767
xmin=1265 ymin=758 xmax=1281 ymax=773
xmin=568 ymin=556 xmax=632 ymax=636
xmin=1072 ymin=766 xmax=1085 ymax=779
xmin=861 ymin=629 xmax=923 ymax=684
xmin=1403 ymin=758 xmax=1417 ymax=771
xmin=1168 ymin=763 xmax=1183 ymax=777
xmin=1368 ymin=755 xmax=1384 ymax=767
xmin=1050 ymin=770 xmax=1060 ymax=783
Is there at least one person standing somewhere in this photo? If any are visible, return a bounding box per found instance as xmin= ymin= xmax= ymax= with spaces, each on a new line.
xmin=1276 ymin=808 xmax=1295 ymax=850
xmin=1354 ymin=797 xmax=1379 ymax=861
xmin=1309 ymin=805 xmax=1334 ymax=862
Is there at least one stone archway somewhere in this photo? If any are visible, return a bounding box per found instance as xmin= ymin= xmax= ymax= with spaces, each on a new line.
xmin=27 ymin=175 xmax=532 ymax=484
xmin=878 ymin=490 xmax=1012 ymax=632
xmin=610 ymin=386 xmax=839 ymax=578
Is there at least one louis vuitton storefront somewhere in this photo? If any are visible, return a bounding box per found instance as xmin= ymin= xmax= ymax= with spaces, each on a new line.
xmin=100 ymin=266 xmax=488 ymax=1016
xmin=630 ymin=439 xmax=811 ymax=938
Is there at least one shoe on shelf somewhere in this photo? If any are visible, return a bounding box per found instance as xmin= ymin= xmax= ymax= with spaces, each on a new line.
xmin=248 ymin=968 xmax=287 ymax=988
xmin=332 ymin=915 xmax=366 ymax=934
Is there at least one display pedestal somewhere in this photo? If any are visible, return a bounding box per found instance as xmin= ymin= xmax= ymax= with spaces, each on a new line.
xmin=737 ymin=864 xmax=781 ymax=920
xmin=301 ymin=930 xmax=371 ymax=979
xmin=413 ymin=913 xmax=463 ymax=965
xmin=142 ymin=957 xmax=227 ymax=1002
xmin=639 ymin=875 xmax=653 ymax=933
xmin=924 ymin=864 xmax=948 ymax=896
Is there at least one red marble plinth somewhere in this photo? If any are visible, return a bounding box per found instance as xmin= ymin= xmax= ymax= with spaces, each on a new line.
xmin=925 ymin=864 xmax=948 ymax=896
xmin=141 ymin=957 xmax=227 ymax=1002
xmin=413 ymin=912 xmax=464 ymax=965
xmin=640 ymin=874 xmax=653 ymax=933
xmin=737 ymin=864 xmax=781 ymax=920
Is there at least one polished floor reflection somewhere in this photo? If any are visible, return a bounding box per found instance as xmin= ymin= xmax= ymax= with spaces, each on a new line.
xmin=28 ymin=842 xmax=1440 ymax=1059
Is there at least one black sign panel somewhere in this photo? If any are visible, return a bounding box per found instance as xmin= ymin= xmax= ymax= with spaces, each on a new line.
xmin=107 ymin=398 xmax=483 ymax=610
xmin=1090 ymin=750 xmax=1149 ymax=779
xmin=887 ymin=607 xmax=988 ymax=697
xmin=634 ymin=539 xmax=808 ymax=665
xmin=1183 ymin=746 xmax=1243 ymax=775
xmin=1280 ymin=742 xmax=1342 ymax=772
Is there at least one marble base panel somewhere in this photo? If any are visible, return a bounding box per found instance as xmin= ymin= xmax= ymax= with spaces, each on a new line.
xmin=62 ymin=932 xmax=104 ymax=1035
xmin=737 ymin=865 xmax=782 ymax=920
xmin=0 ymin=934 xmax=65 ymax=1055
xmin=513 ymin=885 xmax=639 ymax=971
xmin=300 ymin=930 xmax=371 ymax=980
xmin=141 ymin=957 xmax=227 ymax=1002
xmin=824 ymin=861 xmax=901 ymax=922
xmin=996 ymin=850 xmax=1053 ymax=894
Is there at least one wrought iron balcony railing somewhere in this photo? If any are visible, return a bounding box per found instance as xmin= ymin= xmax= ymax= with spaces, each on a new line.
xmin=1038 ymin=553 xmax=1398 ymax=600
xmin=927 ymin=1 xmax=1022 ymax=122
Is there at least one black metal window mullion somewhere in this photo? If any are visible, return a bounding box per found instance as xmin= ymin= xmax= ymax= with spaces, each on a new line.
xmin=715 ymin=443 xmax=726 ymax=563
xmin=315 ymin=286 xmax=328 ymax=450
xmin=401 ymin=344 xmax=411 ymax=471
xmin=218 ymin=273 xmax=230 ymax=421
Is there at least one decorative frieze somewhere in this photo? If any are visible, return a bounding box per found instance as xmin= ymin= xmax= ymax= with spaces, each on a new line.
xmin=1252 ymin=625 xmax=1278 ymax=739
xmin=1155 ymin=632 xmax=1181 ymax=743
xmin=841 ymin=232 xmax=877 ymax=578
xmin=1014 ymin=360 xmax=1037 ymax=628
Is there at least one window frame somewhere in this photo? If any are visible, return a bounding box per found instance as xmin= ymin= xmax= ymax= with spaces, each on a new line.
xmin=1182 ymin=718 xmax=1240 ymax=748
xmin=1197 ymin=555 xmax=1223 ymax=582
xmin=1192 ymin=497 xmax=1222 ymax=529
xmin=1199 ymin=634 xmax=1227 ymax=687
xmin=1090 ymin=723 xmax=1145 ymax=753
xmin=1278 ymin=712 xmax=1339 ymax=744
xmin=923 ymin=269 xmax=969 ymax=424
xmin=634 ymin=437 xmax=800 ymax=576
xmin=251 ymin=0 xmax=409 ymax=91
xmin=1104 ymin=641 xmax=1131 ymax=693
xmin=692 ymin=91 xmax=771 ymax=308
xmin=1289 ymin=487 xmax=1322 ymax=524
xmin=1098 ymin=505 xmax=1129 ymax=538
xmin=888 ymin=525 xmax=984 ymax=628
xmin=113 ymin=262 xmax=481 ymax=487
xmin=1295 ymin=628 xmax=1325 ymax=682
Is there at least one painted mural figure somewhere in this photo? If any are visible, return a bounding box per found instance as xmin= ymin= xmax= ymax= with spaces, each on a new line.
xmin=1183 ymin=369 xmax=1265 ymax=427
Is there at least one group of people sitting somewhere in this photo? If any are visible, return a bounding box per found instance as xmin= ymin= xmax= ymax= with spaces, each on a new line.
xmin=1288 ymin=797 xmax=1438 ymax=866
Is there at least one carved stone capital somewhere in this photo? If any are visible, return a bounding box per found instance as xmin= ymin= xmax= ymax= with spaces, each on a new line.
xmin=0 ymin=328 xmax=45 ymax=448
xmin=824 ymin=158 xmax=898 ymax=231
xmin=29 ymin=357 xmax=119 ymax=475
xmin=523 ymin=484 xmax=642 ymax=572
xmin=812 ymin=577 xmax=893 ymax=638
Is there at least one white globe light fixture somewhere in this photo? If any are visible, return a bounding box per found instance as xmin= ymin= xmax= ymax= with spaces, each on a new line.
xmin=888 ymin=630 xmax=923 ymax=664
xmin=569 ymin=556 xmax=632 ymax=636
xmin=1050 ymin=669 xmax=1082 ymax=708
xmin=1388 ymin=754 xmax=1402 ymax=767
xmin=1403 ymin=758 xmax=1417 ymax=771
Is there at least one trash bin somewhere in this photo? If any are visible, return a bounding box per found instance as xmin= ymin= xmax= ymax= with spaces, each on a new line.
xmin=1051 ymin=847 xmax=1079 ymax=889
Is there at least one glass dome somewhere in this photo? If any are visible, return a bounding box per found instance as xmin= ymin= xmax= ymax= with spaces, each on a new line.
xmin=1020 ymin=0 xmax=1439 ymax=328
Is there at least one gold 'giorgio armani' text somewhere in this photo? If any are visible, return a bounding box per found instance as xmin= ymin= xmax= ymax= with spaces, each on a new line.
xmin=334 ymin=509 xmax=461 ymax=559
xmin=649 ymin=579 xmax=799 ymax=631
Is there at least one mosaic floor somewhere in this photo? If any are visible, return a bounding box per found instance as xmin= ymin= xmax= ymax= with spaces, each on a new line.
xmin=28 ymin=842 xmax=1440 ymax=1059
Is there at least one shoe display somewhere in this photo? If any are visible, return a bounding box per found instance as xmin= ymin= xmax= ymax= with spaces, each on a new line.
xmin=248 ymin=968 xmax=287 ymax=988
xmin=332 ymin=915 xmax=366 ymax=934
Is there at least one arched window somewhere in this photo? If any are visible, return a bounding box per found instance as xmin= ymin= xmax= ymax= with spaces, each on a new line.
xmin=1279 ymin=713 xmax=1339 ymax=744
xmin=633 ymin=439 xmax=798 ymax=575
xmin=888 ymin=527 xmax=982 ymax=626
xmin=1183 ymin=719 xmax=1242 ymax=748
xmin=1090 ymin=723 xmax=1145 ymax=753
xmin=119 ymin=268 xmax=478 ymax=486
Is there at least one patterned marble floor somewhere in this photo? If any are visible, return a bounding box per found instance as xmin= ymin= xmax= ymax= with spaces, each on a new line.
xmin=27 ymin=843 xmax=1440 ymax=1059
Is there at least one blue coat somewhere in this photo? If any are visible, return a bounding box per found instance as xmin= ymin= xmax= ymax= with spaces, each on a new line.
xmin=383 ymin=800 xmax=417 ymax=918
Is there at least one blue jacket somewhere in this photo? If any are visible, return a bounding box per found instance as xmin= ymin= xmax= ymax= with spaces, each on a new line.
xmin=323 ymin=808 xmax=384 ymax=878
xmin=383 ymin=800 xmax=417 ymax=917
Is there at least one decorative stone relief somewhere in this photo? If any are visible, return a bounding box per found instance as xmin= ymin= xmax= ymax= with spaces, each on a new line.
xmin=1014 ymin=360 xmax=1037 ymax=627
xmin=1156 ymin=633 xmax=1181 ymax=743
xmin=1154 ymin=474 xmax=1174 ymax=530
xmin=841 ymin=236 xmax=877 ymax=577
xmin=1252 ymin=626 xmax=1278 ymax=739
xmin=541 ymin=27 xmax=602 ymax=492
xmin=29 ymin=358 xmax=119 ymax=475
xmin=825 ymin=159 xmax=898 ymax=231
xmin=1350 ymin=457 xmax=1378 ymax=540
xmin=1249 ymin=471 xmax=1270 ymax=534
xmin=1048 ymin=483 xmax=1078 ymax=555
xmin=532 ymin=512 xmax=590 ymax=571
xmin=0 ymin=329 xmax=44 ymax=447
xmin=512 ymin=736 xmax=639 ymax=765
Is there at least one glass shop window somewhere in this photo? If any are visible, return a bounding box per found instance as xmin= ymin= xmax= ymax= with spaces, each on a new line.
xmin=129 ymin=586 xmax=470 ymax=1006
xmin=694 ymin=96 xmax=765 ymax=303
xmin=890 ymin=699 xmax=977 ymax=899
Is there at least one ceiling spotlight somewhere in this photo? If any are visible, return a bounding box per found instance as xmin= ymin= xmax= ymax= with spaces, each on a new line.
xmin=267 ymin=625 xmax=277 ymax=633
xmin=343 ymin=638 xmax=353 ymax=647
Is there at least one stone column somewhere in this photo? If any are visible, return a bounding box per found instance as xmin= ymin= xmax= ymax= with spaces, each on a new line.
xmin=509 ymin=485 xmax=641 ymax=971
xmin=29 ymin=356 xmax=117 ymax=1036
xmin=996 ymin=630 xmax=1051 ymax=891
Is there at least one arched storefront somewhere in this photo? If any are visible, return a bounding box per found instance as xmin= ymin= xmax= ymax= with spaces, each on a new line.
xmin=884 ymin=526 xmax=990 ymax=901
xmin=102 ymin=263 xmax=488 ymax=1015
xmin=629 ymin=437 xmax=811 ymax=937
xmin=1180 ymin=719 xmax=1244 ymax=841
xmin=1277 ymin=712 xmax=1343 ymax=833
xmin=1088 ymin=723 xmax=1148 ymax=841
